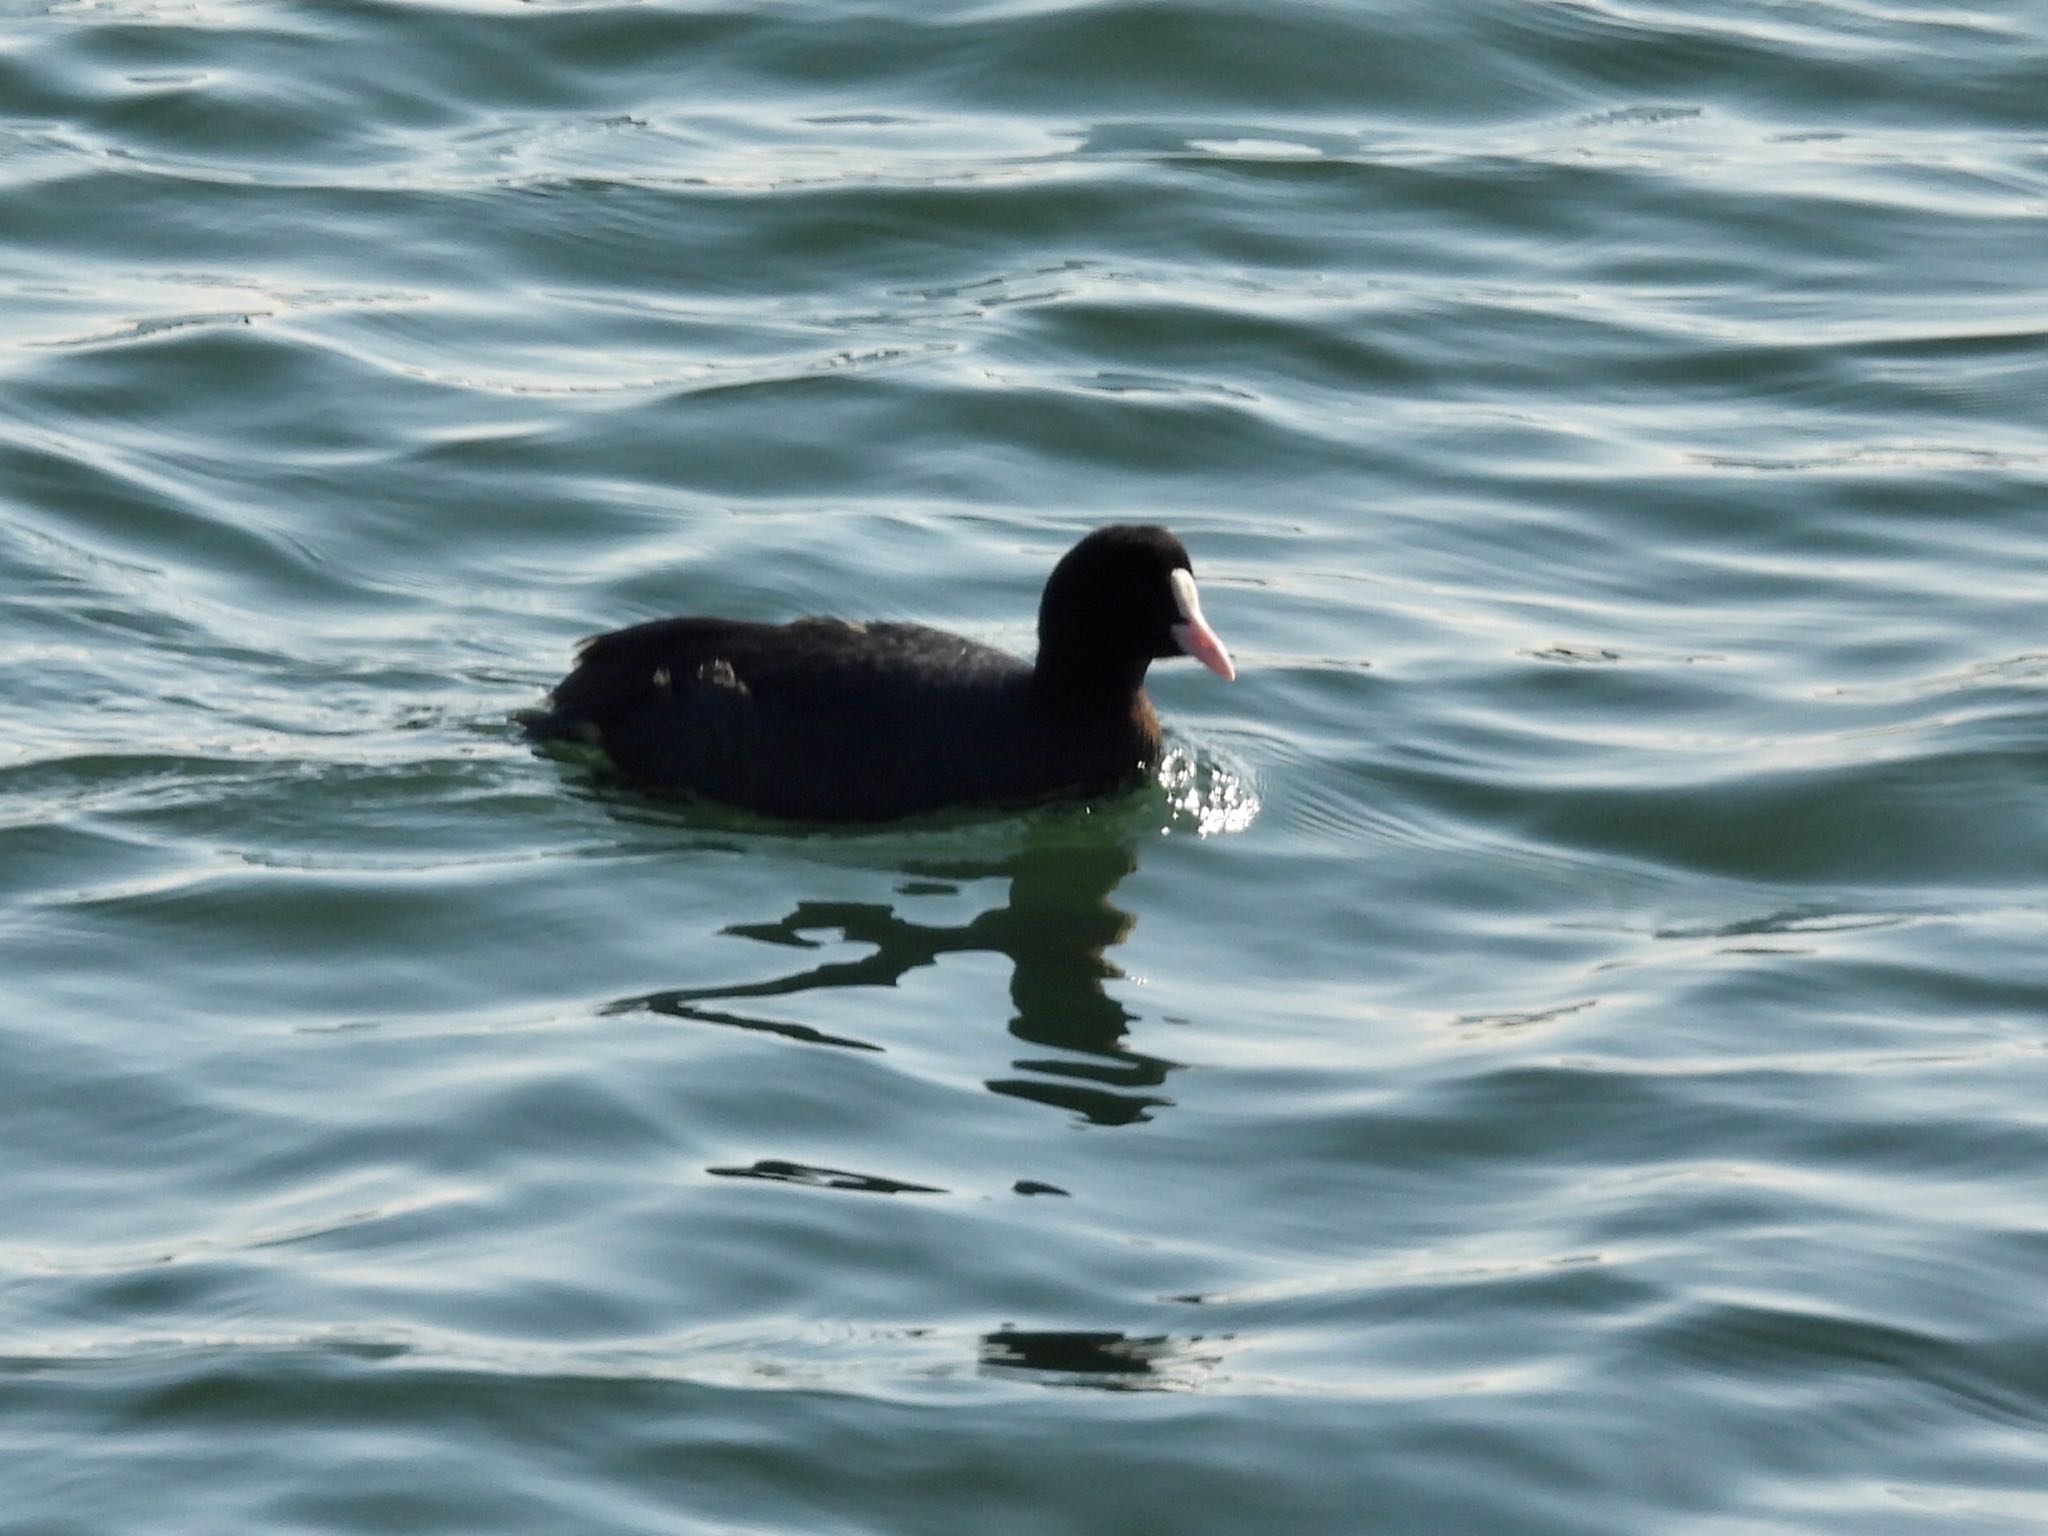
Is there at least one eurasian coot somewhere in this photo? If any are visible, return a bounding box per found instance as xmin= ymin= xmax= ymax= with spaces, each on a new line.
xmin=521 ymin=524 xmax=1235 ymax=821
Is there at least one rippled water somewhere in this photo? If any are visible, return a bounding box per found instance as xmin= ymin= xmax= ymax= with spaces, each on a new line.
xmin=5 ymin=1 xmax=2047 ymax=1531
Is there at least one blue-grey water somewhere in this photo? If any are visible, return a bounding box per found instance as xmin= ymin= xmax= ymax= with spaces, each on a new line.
xmin=4 ymin=2 xmax=2047 ymax=1531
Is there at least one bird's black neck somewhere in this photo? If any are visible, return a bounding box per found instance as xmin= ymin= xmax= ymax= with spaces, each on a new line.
xmin=1031 ymin=643 xmax=1151 ymax=712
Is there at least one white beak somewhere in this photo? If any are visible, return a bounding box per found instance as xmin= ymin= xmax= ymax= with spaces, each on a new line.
xmin=1168 ymin=568 xmax=1236 ymax=682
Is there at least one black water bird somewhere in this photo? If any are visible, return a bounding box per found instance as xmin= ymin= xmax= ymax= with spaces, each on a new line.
xmin=520 ymin=524 xmax=1236 ymax=822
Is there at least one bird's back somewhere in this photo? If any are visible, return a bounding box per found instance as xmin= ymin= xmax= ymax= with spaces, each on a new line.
xmin=524 ymin=615 xmax=1157 ymax=821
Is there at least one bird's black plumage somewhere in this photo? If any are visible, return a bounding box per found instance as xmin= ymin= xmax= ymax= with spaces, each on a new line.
xmin=521 ymin=524 xmax=1235 ymax=822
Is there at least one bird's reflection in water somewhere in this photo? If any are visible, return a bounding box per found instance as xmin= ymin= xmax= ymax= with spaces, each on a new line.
xmin=612 ymin=836 xmax=1178 ymax=1126
xmin=702 ymin=1157 xmax=945 ymax=1195
xmin=979 ymin=1328 xmax=1225 ymax=1391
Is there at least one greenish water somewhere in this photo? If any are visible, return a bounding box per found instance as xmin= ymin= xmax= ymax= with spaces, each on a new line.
xmin=4 ymin=1 xmax=2047 ymax=1531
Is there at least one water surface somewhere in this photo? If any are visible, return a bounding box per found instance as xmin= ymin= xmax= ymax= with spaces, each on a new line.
xmin=4 ymin=1 xmax=2047 ymax=1531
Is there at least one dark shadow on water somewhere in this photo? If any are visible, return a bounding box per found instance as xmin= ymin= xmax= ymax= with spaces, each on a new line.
xmin=610 ymin=831 xmax=1180 ymax=1126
